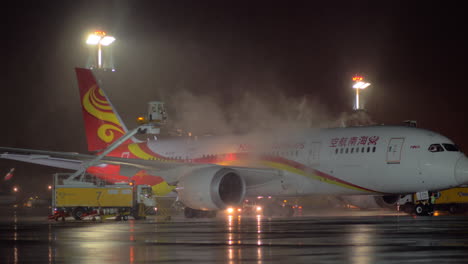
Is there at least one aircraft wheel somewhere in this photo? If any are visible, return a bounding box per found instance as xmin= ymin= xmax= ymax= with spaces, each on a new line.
xmin=415 ymin=204 xmax=427 ymax=216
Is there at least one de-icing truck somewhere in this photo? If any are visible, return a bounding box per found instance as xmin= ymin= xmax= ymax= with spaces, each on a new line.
xmin=51 ymin=173 xmax=156 ymax=221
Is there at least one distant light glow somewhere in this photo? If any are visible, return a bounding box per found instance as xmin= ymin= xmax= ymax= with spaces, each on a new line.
xmin=100 ymin=36 xmax=116 ymax=46
xmin=352 ymin=76 xmax=364 ymax=82
xmin=94 ymin=31 xmax=107 ymax=36
xmin=86 ymin=34 xmax=101 ymax=45
xmin=353 ymin=81 xmax=371 ymax=110
xmin=353 ymin=81 xmax=371 ymax=89
xmin=86 ymin=32 xmax=115 ymax=46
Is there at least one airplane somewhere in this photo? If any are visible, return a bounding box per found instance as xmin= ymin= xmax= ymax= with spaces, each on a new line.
xmin=1 ymin=68 xmax=468 ymax=217
xmin=4 ymin=168 xmax=14 ymax=181
xmin=0 ymin=168 xmax=16 ymax=205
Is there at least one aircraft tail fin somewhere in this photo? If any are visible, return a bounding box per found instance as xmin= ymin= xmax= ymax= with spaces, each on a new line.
xmin=75 ymin=68 xmax=135 ymax=152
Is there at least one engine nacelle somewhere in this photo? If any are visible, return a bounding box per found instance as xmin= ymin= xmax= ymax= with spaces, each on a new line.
xmin=374 ymin=195 xmax=399 ymax=209
xmin=177 ymin=166 xmax=246 ymax=211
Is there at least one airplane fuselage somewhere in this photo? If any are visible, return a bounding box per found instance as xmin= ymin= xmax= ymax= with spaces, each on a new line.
xmin=103 ymin=125 xmax=465 ymax=197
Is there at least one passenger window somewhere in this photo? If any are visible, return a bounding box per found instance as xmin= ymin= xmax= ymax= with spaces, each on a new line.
xmin=351 ymin=148 xmax=354 ymax=153
xmin=335 ymin=149 xmax=338 ymax=154
xmin=345 ymin=148 xmax=349 ymax=154
xmin=372 ymin=147 xmax=376 ymax=152
xmin=362 ymin=147 xmax=365 ymax=153
xmin=428 ymin=144 xmax=444 ymax=152
xmin=340 ymin=148 xmax=343 ymax=154
xmin=442 ymin=143 xmax=459 ymax=152
xmin=367 ymin=147 xmax=370 ymax=153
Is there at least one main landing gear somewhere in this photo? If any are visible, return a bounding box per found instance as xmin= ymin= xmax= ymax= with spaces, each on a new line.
xmin=414 ymin=203 xmax=434 ymax=216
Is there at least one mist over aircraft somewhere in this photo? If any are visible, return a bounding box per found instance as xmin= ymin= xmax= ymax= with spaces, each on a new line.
xmin=1 ymin=68 xmax=468 ymax=217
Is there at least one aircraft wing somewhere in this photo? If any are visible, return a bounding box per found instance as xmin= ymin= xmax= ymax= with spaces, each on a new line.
xmin=0 ymin=147 xmax=281 ymax=186
xmin=0 ymin=147 xmax=192 ymax=171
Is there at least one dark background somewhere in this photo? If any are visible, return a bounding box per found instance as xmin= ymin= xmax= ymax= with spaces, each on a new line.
xmin=2 ymin=1 xmax=467 ymax=197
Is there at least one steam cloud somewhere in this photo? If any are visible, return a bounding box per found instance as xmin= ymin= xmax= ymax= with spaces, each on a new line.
xmin=163 ymin=90 xmax=338 ymax=137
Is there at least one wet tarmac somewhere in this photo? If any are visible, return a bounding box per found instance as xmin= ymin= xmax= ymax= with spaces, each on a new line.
xmin=1 ymin=207 xmax=468 ymax=263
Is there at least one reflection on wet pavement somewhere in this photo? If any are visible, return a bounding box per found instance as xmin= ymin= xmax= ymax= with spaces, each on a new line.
xmin=1 ymin=207 xmax=468 ymax=263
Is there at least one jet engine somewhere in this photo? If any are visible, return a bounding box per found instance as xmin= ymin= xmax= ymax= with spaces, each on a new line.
xmin=374 ymin=195 xmax=400 ymax=209
xmin=177 ymin=166 xmax=246 ymax=211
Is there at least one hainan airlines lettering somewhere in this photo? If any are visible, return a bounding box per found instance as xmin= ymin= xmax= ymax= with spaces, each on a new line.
xmin=329 ymin=136 xmax=380 ymax=147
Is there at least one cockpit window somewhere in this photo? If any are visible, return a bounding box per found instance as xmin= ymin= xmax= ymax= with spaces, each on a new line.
xmin=442 ymin=143 xmax=460 ymax=152
xmin=428 ymin=144 xmax=444 ymax=152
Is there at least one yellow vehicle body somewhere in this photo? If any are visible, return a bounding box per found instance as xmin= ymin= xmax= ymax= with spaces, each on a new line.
xmin=55 ymin=187 xmax=133 ymax=207
xmin=434 ymin=187 xmax=468 ymax=204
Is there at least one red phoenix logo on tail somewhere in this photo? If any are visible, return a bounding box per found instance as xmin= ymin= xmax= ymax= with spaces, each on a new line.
xmin=75 ymin=68 xmax=130 ymax=152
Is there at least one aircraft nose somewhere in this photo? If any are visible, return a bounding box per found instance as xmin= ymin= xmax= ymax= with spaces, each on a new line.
xmin=455 ymin=156 xmax=468 ymax=185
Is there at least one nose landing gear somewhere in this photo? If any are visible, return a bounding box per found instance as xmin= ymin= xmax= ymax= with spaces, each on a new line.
xmin=414 ymin=203 xmax=433 ymax=216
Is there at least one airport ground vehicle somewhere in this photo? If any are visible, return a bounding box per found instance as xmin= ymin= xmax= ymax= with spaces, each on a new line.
xmin=50 ymin=173 xmax=155 ymax=221
xmin=399 ymin=187 xmax=468 ymax=215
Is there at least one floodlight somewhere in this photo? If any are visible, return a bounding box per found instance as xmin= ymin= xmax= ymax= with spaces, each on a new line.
xmin=100 ymin=36 xmax=116 ymax=46
xmin=86 ymin=34 xmax=101 ymax=45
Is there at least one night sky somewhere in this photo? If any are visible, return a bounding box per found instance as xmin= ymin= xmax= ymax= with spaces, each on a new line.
xmin=2 ymin=1 xmax=467 ymax=196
